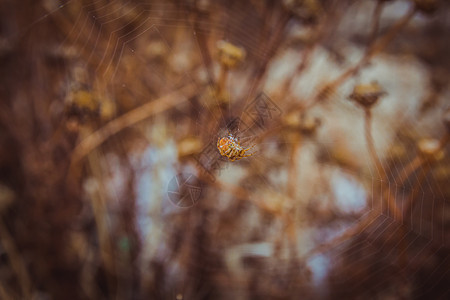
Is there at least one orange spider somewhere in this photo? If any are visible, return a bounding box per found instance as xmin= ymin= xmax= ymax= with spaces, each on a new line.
xmin=217 ymin=133 xmax=255 ymax=161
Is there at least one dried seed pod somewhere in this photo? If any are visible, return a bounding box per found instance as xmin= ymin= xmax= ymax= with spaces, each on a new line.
xmin=283 ymin=0 xmax=322 ymax=24
xmin=411 ymin=0 xmax=439 ymax=15
xmin=65 ymin=89 xmax=101 ymax=122
xmin=417 ymin=138 xmax=444 ymax=161
xmin=178 ymin=136 xmax=203 ymax=158
xmin=144 ymin=40 xmax=169 ymax=61
xmin=300 ymin=114 xmax=321 ymax=136
xmin=283 ymin=111 xmax=302 ymax=129
xmin=283 ymin=112 xmax=321 ymax=136
xmin=348 ymin=82 xmax=386 ymax=108
xmin=99 ymin=99 xmax=116 ymax=121
xmin=217 ymin=40 xmax=246 ymax=69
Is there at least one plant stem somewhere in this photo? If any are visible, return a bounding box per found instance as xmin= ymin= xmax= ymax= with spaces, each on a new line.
xmin=364 ymin=108 xmax=385 ymax=180
xmin=71 ymin=83 xmax=197 ymax=167
xmin=0 ymin=219 xmax=32 ymax=299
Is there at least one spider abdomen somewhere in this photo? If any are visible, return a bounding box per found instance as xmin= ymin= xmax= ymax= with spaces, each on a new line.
xmin=217 ymin=134 xmax=255 ymax=161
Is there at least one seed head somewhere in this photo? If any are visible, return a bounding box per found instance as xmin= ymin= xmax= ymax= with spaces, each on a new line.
xmin=300 ymin=114 xmax=321 ymax=136
xmin=417 ymin=138 xmax=444 ymax=161
xmin=178 ymin=137 xmax=203 ymax=159
xmin=283 ymin=112 xmax=321 ymax=136
xmin=217 ymin=40 xmax=246 ymax=69
xmin=283 ymin=0 xmax=322 ymax=24
xmin=348 ymin=81 xmax=386 ymax=109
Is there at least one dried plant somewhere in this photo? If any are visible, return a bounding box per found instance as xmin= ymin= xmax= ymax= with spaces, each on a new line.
xmin=0 ymin=0 xmax=449 ymax=299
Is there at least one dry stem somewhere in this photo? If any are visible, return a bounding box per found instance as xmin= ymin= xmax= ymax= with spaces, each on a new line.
xmin=0 ymin=218 xmax=32 ymax=299
xmin=70 ymin=83 xmax=198 ymax=167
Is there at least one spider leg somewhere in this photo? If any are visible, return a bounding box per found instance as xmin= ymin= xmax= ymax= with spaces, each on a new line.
xmin=244 ymin=143 xmax=256 ymax=152
xmin=243 ymin=152 xmax=255 ymax=158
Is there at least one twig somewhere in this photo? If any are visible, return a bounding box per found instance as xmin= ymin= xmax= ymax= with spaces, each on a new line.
xmin=367 ymin=5 xmax=416 ymax=57
xmin=299 ymin=5 xmax=416 ymax=111
xmin=364 ymin=108 xmax=386 ymax=180
xmin=287 ymin=135 xmax=302 ymax=199
xmin=368 ymin=1 xmax=384 ymax=47
xmin=70 ymin=83 xmax=198 ymax=167
xmin=217 ymin=65 xmax=228 ymax=97
xmin=241 ymin=11 xmax=292 ymax=108
xmin=194 ymin=164 xmax=284 ymax=218
xmin=363 ymin=108 xmax=403 ymax=220
xmin=0 ymin=218 xmax=32 ymax=299
xmin=397 ymin=133 xmax=449 ymax=187
xmin=400 ymin=132 xmax=450 ymax=217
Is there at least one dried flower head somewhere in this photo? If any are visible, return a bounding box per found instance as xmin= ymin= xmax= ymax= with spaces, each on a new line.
xmin=217 ymin=40 xmax=246 ymax=69
xmin=283 ymin=0 xmax=322 ymax=24
xmin=348 ymin=81 xmax=386 ymax=108
xmin=66 ymin=89 xmax=101 ymax=122
xmin=144 ymin=40 xmax=169 ymax=61
xmin=283 ymin=112 xmax=321 ymax=136
xmin=201 ymin=86 xmax=230 ymax=108
xmin=300 ymin=114 xmax=321 ymax=136
xmin=283 ymin=111 xmax=302 ymax=129
xmin=417 ymin=138 xmax=444 ymax=161
xmin=178 ymin=137 xmax=203 ymax=158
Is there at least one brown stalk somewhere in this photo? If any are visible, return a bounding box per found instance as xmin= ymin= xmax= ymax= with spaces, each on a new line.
xmin=401 ymin=164 xmax=431 ymax=222
xmin=244 ymin=11 xmax=292 ymax=105
xmin=387 ymin=132 xmax=449 ymax=269
xmin=287 ymin=135 xmax=302 ymax=200
xmin=217 ymin=65 xmax=229 ymax=97
xmin=399 ymin=132 xmax=450 ymax=217
xmin=193 ymin=10 xmax=215 ymax=87
xmin=274 ymin=5 xmax=419 ymax=267
xmin=395 ymin=132 xmax=449 ymax=196
xmin=0 ymin=218 xmax=32 ymax=299
xmin=278 ymin=42 xmax=315 ymax=104
xmin=197 ymin=169 xmax=283 ymax=218
xmin=86 ymin=148 xmax=117 ymax=296
xmin=301 ymin=5 xmax=416 ymax=111
xmin=368 ymin=0 xmax=384 ymax=47
xmin=363 ymin=108 xmax=404 ymax=220
xmin=364 ymin=108 xmax=386 ymax=180
xmin=70 ymin=83 xmax=198 ymax=167
xmin=367 ymin=5 xmax=416 ymax=57
xmin=285 ymin=135 xmax=302 ymax=258
xmin=281 ymin=0 xmax=345 ymax=105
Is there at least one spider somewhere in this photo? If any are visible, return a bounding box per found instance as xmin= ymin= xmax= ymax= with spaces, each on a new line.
xmin=217 ymin=132 xmax=256 ymax=161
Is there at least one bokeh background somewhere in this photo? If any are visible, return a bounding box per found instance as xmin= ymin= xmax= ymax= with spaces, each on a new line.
xmin=0 ymin=0 xmax=449 ymax=299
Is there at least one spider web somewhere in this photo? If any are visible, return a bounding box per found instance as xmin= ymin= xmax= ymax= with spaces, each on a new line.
xmin=17 ymin=0 xmax=450 ymax=298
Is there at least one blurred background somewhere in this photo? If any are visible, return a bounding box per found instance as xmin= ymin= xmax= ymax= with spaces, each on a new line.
xmin=0 ymin=0 xmax=449 ymax=299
